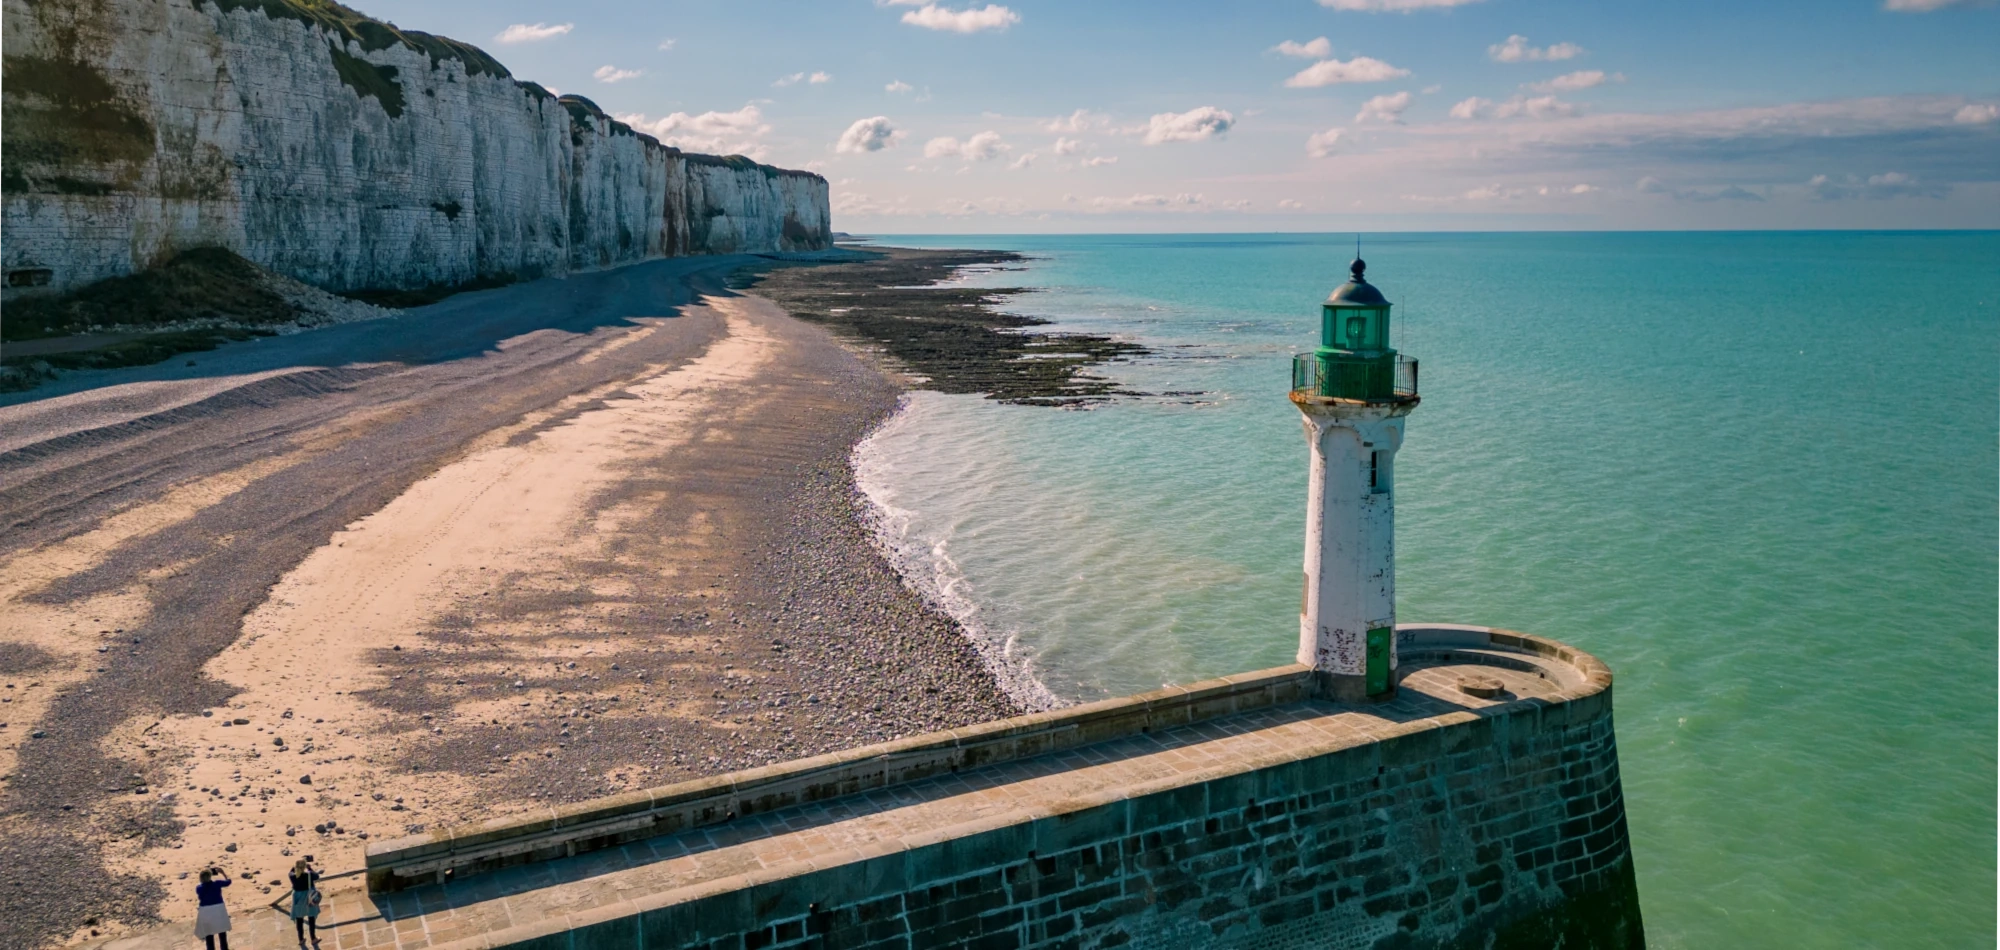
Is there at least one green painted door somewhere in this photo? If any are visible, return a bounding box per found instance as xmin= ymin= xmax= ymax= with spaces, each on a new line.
xmin=1365 ymin=627 xmax=1392 ymax=695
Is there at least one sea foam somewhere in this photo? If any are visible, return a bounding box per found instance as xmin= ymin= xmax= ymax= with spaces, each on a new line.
xmin=853 ymin=394 xmax=1063 ymax=712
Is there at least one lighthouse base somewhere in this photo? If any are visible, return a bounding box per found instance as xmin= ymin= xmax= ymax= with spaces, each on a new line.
xmin=1311 ymin=669 xmax=1399 ymax=704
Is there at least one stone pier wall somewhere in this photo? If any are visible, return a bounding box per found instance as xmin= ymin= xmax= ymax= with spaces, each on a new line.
xmin=627 ymin=681 xmax=1640 ymax=949
xmin=355 ymin=628 xmax=1643 ymax=950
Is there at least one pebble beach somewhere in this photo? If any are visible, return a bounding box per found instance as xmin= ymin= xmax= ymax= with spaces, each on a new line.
xmin=0 ymin=248 xmax=1121 ymax=948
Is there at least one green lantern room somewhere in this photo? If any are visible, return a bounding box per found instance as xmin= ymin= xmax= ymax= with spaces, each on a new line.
xmin=1292 ymin=257 xmax=1419 ymax=404
xmin=1320 ymin=261 xmax=1392 ymax=356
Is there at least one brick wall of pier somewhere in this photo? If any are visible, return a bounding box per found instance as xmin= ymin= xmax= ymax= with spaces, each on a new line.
xmin=322 ymin=629 xmax=1643 ymax=950
xmin=458 ymin=645 xmax=1641 ymax=950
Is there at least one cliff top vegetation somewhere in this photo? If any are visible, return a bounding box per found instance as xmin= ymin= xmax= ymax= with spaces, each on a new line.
xmin=205 ymin=1 xmax=824 ymax=182
xmin=208 ymin=0 xmax=510 ymax=78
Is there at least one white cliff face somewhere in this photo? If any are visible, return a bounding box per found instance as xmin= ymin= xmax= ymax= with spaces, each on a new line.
xmin=0 ymin=0 xmax=831 ymax=297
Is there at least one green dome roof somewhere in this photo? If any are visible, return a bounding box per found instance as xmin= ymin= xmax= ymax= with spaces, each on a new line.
xmin=1325 ymin=258 xmax=1389 ymax=307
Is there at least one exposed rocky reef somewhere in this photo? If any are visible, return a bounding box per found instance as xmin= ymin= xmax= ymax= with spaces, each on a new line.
xmin=0 ymin=0 xmax=831 ymax=298
xmin=740 ymin=248 xmax=1148 ymax=407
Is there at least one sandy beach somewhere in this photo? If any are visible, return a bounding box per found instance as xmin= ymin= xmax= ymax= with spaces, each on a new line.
xmin=0 ymin=252 xmax=1026 ymax=947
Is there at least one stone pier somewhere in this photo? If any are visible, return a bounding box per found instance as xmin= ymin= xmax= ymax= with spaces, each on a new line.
xmin=95 ymin=624 xmax=1642 ymax=950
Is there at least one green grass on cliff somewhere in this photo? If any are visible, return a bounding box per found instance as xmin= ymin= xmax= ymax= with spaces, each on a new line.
xmin=328 ymin=44 xmax=405 ymax=117
xmin=0 ymin=248 xmax=302 ymax=389
xmin=0 ymin=52 xmax=157 ymax=191
xmin=1 ymin=247 xmax=295 ymax=342
xmin=209 ymin=0 xmax=510 ymax=78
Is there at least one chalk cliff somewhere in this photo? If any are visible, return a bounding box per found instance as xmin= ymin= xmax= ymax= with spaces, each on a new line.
xmin=0 ymin=0 xmax=831 ymax=297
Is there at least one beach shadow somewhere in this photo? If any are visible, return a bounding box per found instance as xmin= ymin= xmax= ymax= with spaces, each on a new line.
xmin=0 ymin=251 xmax=868 ymax=414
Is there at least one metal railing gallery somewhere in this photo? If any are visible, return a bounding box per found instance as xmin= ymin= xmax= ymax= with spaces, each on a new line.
xmin=1290 ymin=352 xmax=1418 ymax=402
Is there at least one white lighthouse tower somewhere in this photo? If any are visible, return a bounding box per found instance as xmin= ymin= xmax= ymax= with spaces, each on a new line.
xmin=1292 ymin=255 xmax=1419 ymax=701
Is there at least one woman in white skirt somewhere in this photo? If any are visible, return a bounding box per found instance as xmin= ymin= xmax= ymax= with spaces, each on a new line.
xmin=193 ymin=867 xmax=232 ymax=950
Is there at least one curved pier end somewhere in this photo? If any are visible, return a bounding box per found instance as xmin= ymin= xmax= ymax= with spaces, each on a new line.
xmin=126 ymin=625 xmax=1640 ymax=950
xmin=1386 ymin=625 xmax=1645 ymax=949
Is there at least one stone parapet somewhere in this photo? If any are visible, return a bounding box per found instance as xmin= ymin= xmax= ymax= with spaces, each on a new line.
xmin=328 ymin=625 xmax=1642 ymax=950
xmin=364 ymin=665 xmax=1315 ymax=893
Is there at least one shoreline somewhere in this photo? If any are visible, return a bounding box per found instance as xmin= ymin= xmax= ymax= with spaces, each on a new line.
xmin=0 ymin=255 xmax=1025 ymax=947
xmin=853 ymin=396 xmax=1065 ymax=714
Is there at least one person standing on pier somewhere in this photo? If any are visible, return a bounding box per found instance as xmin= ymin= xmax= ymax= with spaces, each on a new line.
xmin=193 ymin=867 xmax=232 ymax=950
xmin=289 ymin=857 xmax=323 ymax=947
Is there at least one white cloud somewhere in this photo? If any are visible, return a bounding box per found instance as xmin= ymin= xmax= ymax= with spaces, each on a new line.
xmin=924 ymin=130 xmax=1010 ymax=160
xmin=658 ymin=38 xmax=677 ymax=50
xmin=1498 ymin=95 xmax=1577 ymax=118
xmin=1082 ymin=155 xmax=1118 ymax=166
xmin=836 ymin=116 xmax=903 ymax=153
xmin=1052 ymin=137 xmax=1081 ymax=155
xmin=1884 ymin=0 xmax=1976 ymax=9
xmin=1527 ymin=70 xmax=1620 ymax=92
xmin=886 ymin=80 xmax=915 ymax=93
xmin=1284 ymin=57 xmax=1410 ymax=87
xmin=1093 ymin=193 xmax=1206 ymax=209
xmin=1634 ymin=176 xmax=1766 ymax=202
xmin=900 ymin=3 xmax=1020 ymax=32
xmin=1009 ymin=152 xmax=1037 ymax=170
xmin=1220 ymin=199 xmax=1253 ymax=210
xmin=1142 ymin=106 xmax=1236 ymax=144
xmin=1043 ymin=109 xmax=1110 ymax=133
xmin=617 ymin=104 xmax=771 ymax=158
xmin=594 ymin=65 xmax=642 ymax=83
xmin=1953 ymin=103 xmax=1998 ymax=124
xmin=1808 ymin=171 xmax=1950 ymax=199
xmin=1318 ymin=0 xmax=1485 ymax=9
xmin=1463 ymin=183 xmax=1526 ymax=201
xmin=1278 ymin=198 xmax=1307 ymax=210
xmin=1449 ymin=94 xmax=1577 ymax=119
xmin=1306 ymin=127 xmax=1345 ymax=157
xmin=495 ymin=22 xmax=572 ymax=44
xmin=1488 ymin=35 xmax=1584 ymax=63
xmin=1419 ymin=182 xmax=1595 ymax=202
xmin=831 ymin=191 xmax=925 ymax=217
xmin=774 ymin=71 xmax=831 ymax=88
xmin=1356 ymin=91 xmax=1412 ymax=123
xmin=1540 ymin=96 xmax=1983 ymax=148
xmin=1273 ymin=37 xmax=1334 ymax=59
xmin=1464 ymin=96 xmax=1992 ymax=196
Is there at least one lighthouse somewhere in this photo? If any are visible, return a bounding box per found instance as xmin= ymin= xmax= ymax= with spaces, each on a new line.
xmin=1292 ymin=255 xmax=1419 ymax=701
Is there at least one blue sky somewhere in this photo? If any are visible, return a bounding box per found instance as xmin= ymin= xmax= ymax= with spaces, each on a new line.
xmin=362 ymin=0 xmax=1998 ymax=231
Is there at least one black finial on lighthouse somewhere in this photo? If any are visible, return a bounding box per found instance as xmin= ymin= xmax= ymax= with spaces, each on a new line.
xmin=1350 ymin=256 xmax=1367 ymax=282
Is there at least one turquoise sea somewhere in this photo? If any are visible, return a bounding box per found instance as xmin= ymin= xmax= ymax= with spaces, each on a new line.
xmin=853 ymin=232 xmax=1998 ymax=949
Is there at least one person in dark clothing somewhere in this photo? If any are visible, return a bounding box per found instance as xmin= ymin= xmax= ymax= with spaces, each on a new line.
xmin=193 ymin=868 xmax=232 ymax=950
xmin=288 ymin=856 xmax=323 ymax=947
